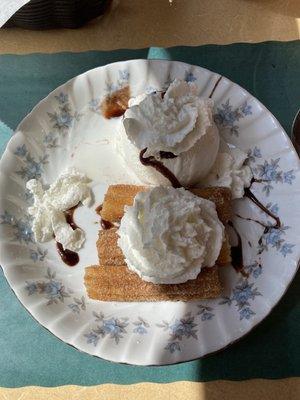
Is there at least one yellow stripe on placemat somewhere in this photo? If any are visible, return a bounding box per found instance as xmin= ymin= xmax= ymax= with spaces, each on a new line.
xmin=1 ymin=379 xmax=300 ymax=400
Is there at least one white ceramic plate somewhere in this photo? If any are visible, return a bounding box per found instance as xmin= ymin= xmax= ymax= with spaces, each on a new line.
xmin=0 ymin=60 xmax=299 ymax=365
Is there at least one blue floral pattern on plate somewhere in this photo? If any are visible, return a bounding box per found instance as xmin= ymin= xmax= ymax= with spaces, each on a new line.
xmin=219 ymin=280 xmax=262 ymax=320
xmin=184 ymin=71 xmax=197 ymax=82
xmin=0 ymin=210 xmax=34 ymax=244
xmin=247 ymin=147 xmax=296 ymax=196
xmin=214 ymin=99 xmax=252 ymax=136
xmin=258 ymin=223 xmax=294 ymax=256
xmin=25 ymin=268 xmax=88 ymax=313
xmin=197 ymin=304 xmax=215 ymax=321
xmin=47 ymin=92 xmax=83 ymax=134
xmin=152 ymin=70 xmax=197 ymax=94
xmin=68 ymin=296 xmax=86 ymax=314
xmin=133 ymin=317 xmax=150 ymax=335
xmin=243 ymin=199 xmax=294 ymax=257
xmin=105 ymin=69 xmax=130 ymax=93
xmin=43 ymin=132 xmax=59 ymax=149
xmin=157 ymin=312 xmax=198 ymax=353
xmin=244 ymin=261 xmax=263 ymax=279
xmin=85 ymin=311 xmax=129 ymax=345
xmin=14 ymin=144 xmax=48 ymax=181
xmin=30 ymin=247 xmax=48 ymax=262
xmin=25 ymin=268 xmax=72 ymax=305
xmin=0 ymin=212 xmax=51 ymax=262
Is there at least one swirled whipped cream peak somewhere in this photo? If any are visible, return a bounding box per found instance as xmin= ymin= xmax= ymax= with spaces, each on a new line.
xmin=116 ymin=79 xmax=220 ymax=187
xmin=118 ymin=186 xmax=224 ymax=284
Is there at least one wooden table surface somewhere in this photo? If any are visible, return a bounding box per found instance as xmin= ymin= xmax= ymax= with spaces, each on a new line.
xmin=0 ymin=0 xmax=299 ymax=53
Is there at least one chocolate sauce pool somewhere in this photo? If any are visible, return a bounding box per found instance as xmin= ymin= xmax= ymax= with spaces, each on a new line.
xmin=101 ymin=219 xmax=113 ymax=230
xmin=56 ymin=242 xmax=79 ymax=267
xmin=55 ymin=205 xmax=80 ymax=266
xmin=101 ymin=86 xmax=130 ymax=119
xmin=227 ymin=221 xmax=249 ymax=277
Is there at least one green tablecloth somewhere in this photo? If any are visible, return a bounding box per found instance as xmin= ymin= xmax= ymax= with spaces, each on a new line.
xmin=0 ymin=42 xmax=299 ymax=387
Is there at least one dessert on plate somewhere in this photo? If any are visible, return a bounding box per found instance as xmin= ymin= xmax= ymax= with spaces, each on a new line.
xmin=26 ymin=78 xmax=280 ymax=303
xmin=85 ymin=184 xmax=232 ymax=301
xmin=115 ymin=79 xmax=252 ymax=198
xmin=10 ymin=60 xmax=296 ymax=364
xmin=85 ymin=78 xmax=255 ymax=302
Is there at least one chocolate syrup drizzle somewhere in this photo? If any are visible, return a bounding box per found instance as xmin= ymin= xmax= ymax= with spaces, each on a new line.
xmin=228 ymin=221 xmax=249 ymax=277
xmin=139 ymin=148 xmax=182 ymax=188
xmin=55 ymin=205 xmax=80 ymax=267
xmin=234 ymin=178 xmax=282 ymax=256
xmin=159 ymin=151 xmax=178 ymax=159
xmin=64 ymin=206 xmax=79 ymax=230
xmin=244 ymin=187 xmax=281 ymax=229
xmin=230 ymin=178 xmax=282 ymax=271
xmin=101 ymin=219 xmax=114 ymax=230
xmin=242 ymin=177 xmax=281 ymax=229
xmin=209 ymin=76 xmax=222 ymax=99
xmin=95 ymin=204 xmax=114 ymax=230
xmin=56 ymin=242 xmax=79 ymax=267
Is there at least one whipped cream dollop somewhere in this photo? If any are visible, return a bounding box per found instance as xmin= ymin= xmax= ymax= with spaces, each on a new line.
xmin=201 ymin=139 xmax=252 ymax=199
xmin=118 ymin=186 xmax=224 ymax=284
xmin=116 ymin=79 xmax=220 ymax=187
xmin=26 ymin=168 xmax=92 ymax=251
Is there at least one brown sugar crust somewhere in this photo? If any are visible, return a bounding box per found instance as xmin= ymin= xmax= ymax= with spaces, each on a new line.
xmin=85 ymin=265 xmax=222 ymax=302
xmin=100 ymin=184 xmax=232 ymax=225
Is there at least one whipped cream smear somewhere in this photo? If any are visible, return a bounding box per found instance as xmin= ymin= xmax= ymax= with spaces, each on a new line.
xmin=26 ymin=168 xmax=92 ymax=251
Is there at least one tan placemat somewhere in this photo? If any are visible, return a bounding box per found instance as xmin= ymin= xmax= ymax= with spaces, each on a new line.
xmin=1 ymin=379 xmax=300 ymax=400
xmin=0 ymin=0 xmax=299 ymax=54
